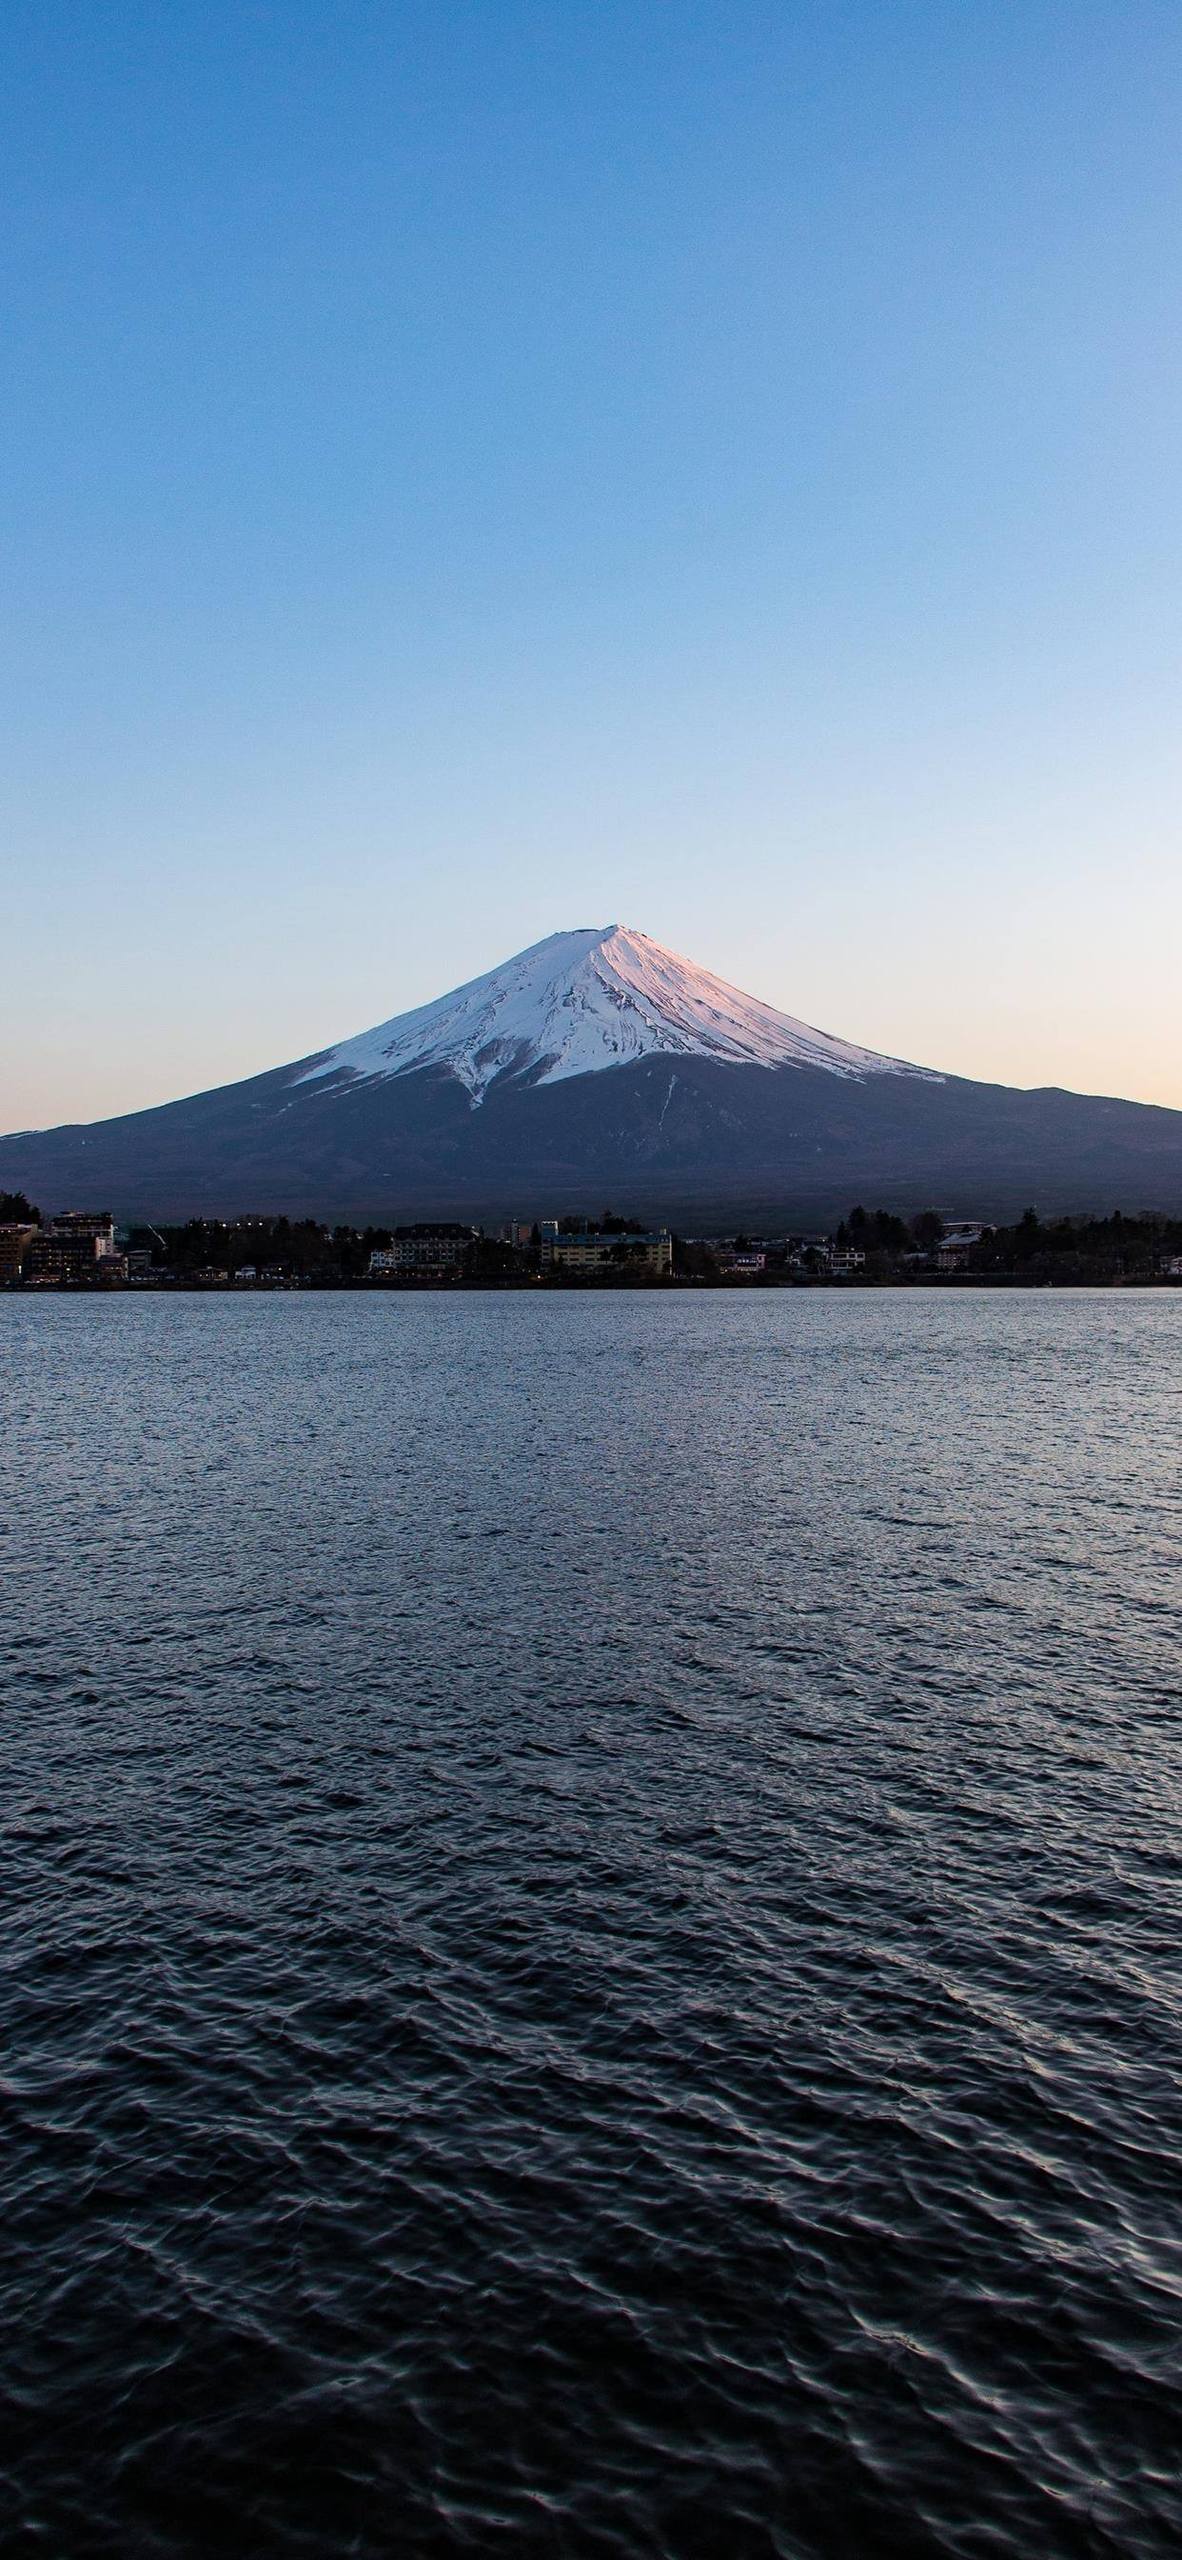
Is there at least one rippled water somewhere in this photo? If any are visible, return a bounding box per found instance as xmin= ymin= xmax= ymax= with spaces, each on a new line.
xmin=2 ymin=1292 xmax=1181 ymax=2557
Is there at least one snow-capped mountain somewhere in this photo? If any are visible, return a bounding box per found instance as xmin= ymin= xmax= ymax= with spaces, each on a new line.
xmin=297 ymin=925 xmax=937 ymax=1100
xmin=3 ymin=923 xmax=1181 ymax=1225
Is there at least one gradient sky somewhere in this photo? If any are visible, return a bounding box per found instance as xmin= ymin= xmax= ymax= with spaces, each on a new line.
xmin=3 ymin=0 xmax=1181 ymax=1130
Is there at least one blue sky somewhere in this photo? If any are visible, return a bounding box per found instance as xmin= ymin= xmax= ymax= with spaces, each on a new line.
xmin=3 ymin=0 xmax=1181 ymax=1126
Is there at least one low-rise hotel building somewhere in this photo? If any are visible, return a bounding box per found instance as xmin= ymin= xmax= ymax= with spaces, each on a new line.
xmin=369 ymin=1224 xmax=478 ymax=1275
xmin=539 ymin=1226 xmax=672 ymax=1274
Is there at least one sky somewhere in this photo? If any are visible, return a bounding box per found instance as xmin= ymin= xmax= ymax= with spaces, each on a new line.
xmin=3 ymin=0 xmax=1181 ymax=1129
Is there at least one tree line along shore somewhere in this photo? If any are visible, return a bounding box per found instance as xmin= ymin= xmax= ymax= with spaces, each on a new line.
xmin=3 ymin=1196 xmax=1182 ymax=1290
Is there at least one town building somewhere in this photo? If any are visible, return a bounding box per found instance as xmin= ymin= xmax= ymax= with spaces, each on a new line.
xmin=43 ymin=1210 xmax=118 ymax=1255
xmin=539 ymin=1225 xmax=672 ymax=1274
xmin=22 ymin=1211 xmax=122 ymax=1282
xmin=369 ymin=1224 xmax=478 ymax=1275
xmin=25 ymin=1231 xmax=126 ymax=1284
xmin=0 ymin=1224 xmax=39 ymax=1282
xmin=936 ymin=1222 xmax=984 ymax=1271
xmin=783 ymin=1236 xmax=831 ymax=1271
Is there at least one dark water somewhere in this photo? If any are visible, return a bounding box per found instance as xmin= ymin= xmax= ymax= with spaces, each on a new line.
xmin=3 ymin=1293 xmax=1181 ymax=2558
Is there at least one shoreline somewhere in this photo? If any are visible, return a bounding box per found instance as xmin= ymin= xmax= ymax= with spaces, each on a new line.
xmin=5 ymin=1273 xmax=1181 ymax=1298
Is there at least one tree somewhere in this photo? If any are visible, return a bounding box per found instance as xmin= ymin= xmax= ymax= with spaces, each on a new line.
xmin=0 ymin=1192 xmax=39 ymax=1224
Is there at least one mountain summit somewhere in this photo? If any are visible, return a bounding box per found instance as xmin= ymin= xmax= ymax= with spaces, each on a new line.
xmin=3 ymin=923 xmax=1181 ymax=1224
xmin=298 ymin=925 xmax=934 ymax=1102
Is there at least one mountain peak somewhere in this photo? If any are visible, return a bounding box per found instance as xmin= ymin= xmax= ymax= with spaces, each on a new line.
xmin=296 ymin=925 xmax=936 ymax=1104
xmin=9 ymin=923 xmax=1182 ymax=1227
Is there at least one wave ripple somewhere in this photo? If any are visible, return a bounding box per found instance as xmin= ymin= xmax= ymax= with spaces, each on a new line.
xmin=2 ymin=1292 xmax=1181 ymax=2556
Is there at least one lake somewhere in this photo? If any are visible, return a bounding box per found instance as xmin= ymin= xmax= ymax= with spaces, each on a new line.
xmin=3 ymin=1291 xmax=1180 ymax=2556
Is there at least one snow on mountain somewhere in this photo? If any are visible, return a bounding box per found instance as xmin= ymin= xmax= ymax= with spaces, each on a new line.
xmin=297 ymin=925 xmax=938 ymax=1104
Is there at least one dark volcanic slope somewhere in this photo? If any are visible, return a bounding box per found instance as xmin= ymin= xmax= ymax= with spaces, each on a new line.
xmin=3 ymin=1048 xmax=1182 ymax=1224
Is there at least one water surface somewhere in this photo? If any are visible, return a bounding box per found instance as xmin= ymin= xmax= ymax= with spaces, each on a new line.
xmin=2 ymin=1292 xmax=1180 ymax=2556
